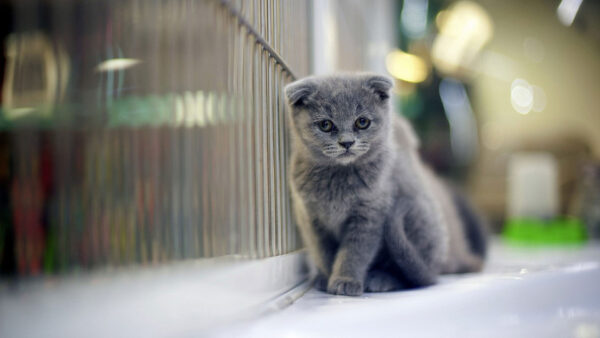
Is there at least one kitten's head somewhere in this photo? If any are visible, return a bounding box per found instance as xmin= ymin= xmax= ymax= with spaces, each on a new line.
xmin=285 ymin=73 xmax=393 ymax=165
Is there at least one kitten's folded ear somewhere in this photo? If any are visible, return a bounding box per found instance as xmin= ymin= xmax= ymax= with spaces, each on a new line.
xmin=285 ymin=80 xmax=316 ymax=108
xmin=365 ymin=75 xmax=393 ymax=101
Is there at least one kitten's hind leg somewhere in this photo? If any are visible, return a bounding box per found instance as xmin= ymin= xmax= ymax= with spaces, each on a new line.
xmin=364 ymin=270 xmax=405 ymax=292
xmin=385 ymin=198 xmax=445 ymax=287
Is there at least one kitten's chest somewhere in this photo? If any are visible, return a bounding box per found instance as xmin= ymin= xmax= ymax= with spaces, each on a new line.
xmin=310 ymin=197 xmax=351 ymax=234
xmin=296 ymin=165 xmax=373 ymax=202
xmin=294 ymin=164 xmax=381 ymax=235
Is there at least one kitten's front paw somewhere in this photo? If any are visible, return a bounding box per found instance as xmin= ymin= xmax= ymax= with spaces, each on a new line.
xmin=327 ymin=276 xmax=363 ymax=296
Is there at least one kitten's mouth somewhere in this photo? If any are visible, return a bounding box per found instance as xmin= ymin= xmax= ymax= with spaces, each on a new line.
xmin=336 ymin=150 xmax=357 ymax=161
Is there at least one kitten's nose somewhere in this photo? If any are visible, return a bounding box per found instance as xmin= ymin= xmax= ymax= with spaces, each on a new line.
xmin=339 ymin=141 xmax=355 ymax=149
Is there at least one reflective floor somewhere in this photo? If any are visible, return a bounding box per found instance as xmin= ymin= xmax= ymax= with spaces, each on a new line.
xmin=217 ymin=240 xmax=600 ymax=338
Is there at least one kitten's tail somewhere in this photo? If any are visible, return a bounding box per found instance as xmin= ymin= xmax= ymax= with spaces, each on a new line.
xmin=451 ymin=188 xmax=489 ymax=259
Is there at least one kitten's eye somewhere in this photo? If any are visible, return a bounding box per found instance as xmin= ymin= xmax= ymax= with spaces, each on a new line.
xmin=318 ymin=120 xmax=334 ymax=132
xmin=355 ymin=117 xmax=371 ymax=129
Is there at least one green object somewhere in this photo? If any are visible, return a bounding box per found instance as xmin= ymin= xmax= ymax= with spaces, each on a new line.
xmin=503 ymin=218 xmax=587 ymax=245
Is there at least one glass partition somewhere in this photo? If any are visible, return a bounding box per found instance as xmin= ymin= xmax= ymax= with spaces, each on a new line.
xmin=0 ymin=0 xmax=310 ymax=276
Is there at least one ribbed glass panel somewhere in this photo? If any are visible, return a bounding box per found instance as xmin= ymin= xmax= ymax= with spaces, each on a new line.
xmin=0 ymin=0 xmax=310 ymax=275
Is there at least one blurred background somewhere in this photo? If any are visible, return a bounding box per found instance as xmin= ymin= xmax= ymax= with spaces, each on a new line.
xmin=0 ymin=0 xmax=599 ymax=334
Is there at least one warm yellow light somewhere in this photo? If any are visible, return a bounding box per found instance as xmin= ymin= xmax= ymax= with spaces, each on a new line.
xmin=95 ymin=58 xmax=142 ymax=72
xmin=435 ymin=10 xmax=448 ymax=29
xmin=385 ymin=50 xmax=428 ymax=83
xmin=431 ymin=1 xmax=493 ymax=75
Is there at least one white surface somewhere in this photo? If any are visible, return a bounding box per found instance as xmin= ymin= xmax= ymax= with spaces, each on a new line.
xmin=0 ymin=252 xmax=309 ymax=338
xmin=508 ymin=153 xmax=559 ymax=219
xmin=217 ymin=241 xmax=600 ymax=338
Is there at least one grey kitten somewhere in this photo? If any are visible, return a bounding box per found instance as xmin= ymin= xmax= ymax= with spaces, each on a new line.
xmin=285 ymin=73 xmax=487 ymax=296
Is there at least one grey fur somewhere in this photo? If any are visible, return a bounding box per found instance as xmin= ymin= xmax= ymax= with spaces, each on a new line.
xmin=285 ymin=73 xmax=487 ymax=296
